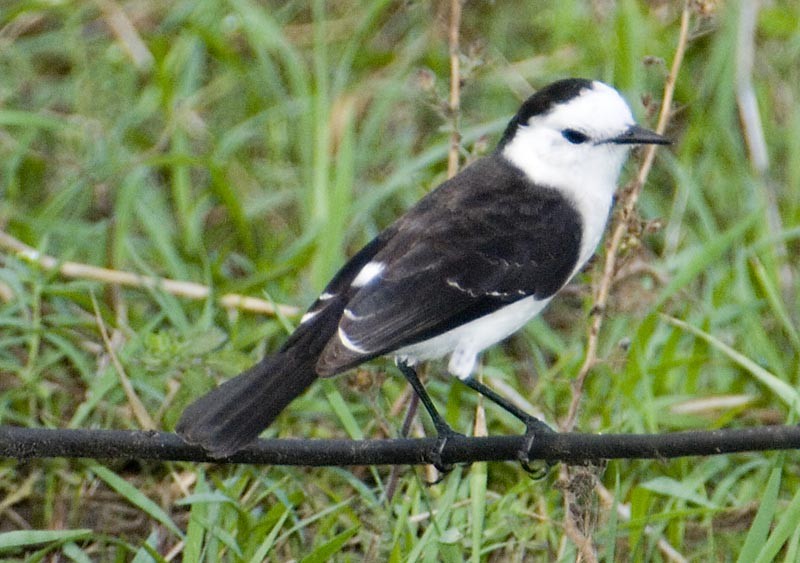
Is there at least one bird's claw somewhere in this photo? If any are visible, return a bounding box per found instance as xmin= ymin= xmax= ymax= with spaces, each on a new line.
xmin=425 ymin=429 xmax=464 ymax=483
xmin=517 ymin=418 xmax=555 ymax=479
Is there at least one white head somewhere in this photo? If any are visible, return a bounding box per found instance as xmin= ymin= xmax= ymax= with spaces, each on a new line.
xmin=498 ymin=79 xmax=669 ymax=192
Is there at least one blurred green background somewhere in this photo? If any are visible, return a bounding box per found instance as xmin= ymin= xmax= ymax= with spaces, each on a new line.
xmin=2 ymin=0 xmax=800 ymax=560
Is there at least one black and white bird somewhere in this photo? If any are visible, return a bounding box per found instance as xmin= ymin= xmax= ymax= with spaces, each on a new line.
xmin=177 ymin=78 xmax=669 ymax=460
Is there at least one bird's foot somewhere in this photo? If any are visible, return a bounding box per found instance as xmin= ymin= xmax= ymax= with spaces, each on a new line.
xmin=425 ymin=427 xmax=464 ymax=483
xmin=517 ymin=417 xmax=555 ymax=478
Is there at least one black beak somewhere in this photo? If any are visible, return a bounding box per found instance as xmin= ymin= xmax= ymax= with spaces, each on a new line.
xmin=608 ymin=124 xmax=671 ymax=145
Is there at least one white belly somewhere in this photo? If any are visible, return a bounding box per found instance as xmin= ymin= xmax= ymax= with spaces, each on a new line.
xmin=394 ymin=296 xmax=551 ymax=380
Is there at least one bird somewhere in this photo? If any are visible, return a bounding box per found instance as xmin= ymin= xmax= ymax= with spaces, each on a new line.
xmin=176 ymin=78 xmax=670 ymax=464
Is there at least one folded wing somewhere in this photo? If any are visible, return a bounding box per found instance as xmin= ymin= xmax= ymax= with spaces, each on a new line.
xmin=316 ymin=157 xmax=583 ymax=375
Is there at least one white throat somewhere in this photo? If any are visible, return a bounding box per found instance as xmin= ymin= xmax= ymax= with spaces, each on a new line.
xmin=501 ymin=81 xmax=636 ymax=268
xmin=502 ymin=136 xmax=624 ymax=271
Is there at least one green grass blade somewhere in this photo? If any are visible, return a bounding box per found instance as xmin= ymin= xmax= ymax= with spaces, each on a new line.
xmin=735 ymin=457 xmax=783 ymax=562
xmin=86 ymin=463 xmax=184 ymax=539
xmin=183 ymin=469 xmax=209 ymax=563
xmin=783 ymin=525 xmax=800 ymax=563
xmin=322 ymin=379 xmax=364 ymax=440
xmin=406 ymin=467 xmax=463 ymax=562
xmin=249 ymin=507 xmax=291 ymax=563
xmin=0 ymin=529 xmax=92 ymax=552
xmin=131 ymin=530 xmax=166 ymax=563
xmin=602 ymin=471 xmax=621 ymax=563
xmin=755 ymin=464 xmax=800 ymax=563
xmin=655 ymin=211 xmax=758 ymax=309
xmin=299 ymin=525 xmax=360 ymax=563
xmin=639 ymin=476 xmax=716 ymax=509
xmin=749 ymin=256 xmax=800 ymax=350
xmin=0 ymin=109 xmax=68 ymax=130
xmin=664 ymin=315 xmax=800 ymax=408
xmin=61 ymin=541 xmax=95 ymax=563
xmin=469 ymin=453 xmax=487 ymax=563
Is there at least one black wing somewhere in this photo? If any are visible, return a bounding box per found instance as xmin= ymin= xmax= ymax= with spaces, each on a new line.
xmin=316 ymin=156 xmax=583 ymax=375
xmin=278 ymin=231 xmax=394 ymax=354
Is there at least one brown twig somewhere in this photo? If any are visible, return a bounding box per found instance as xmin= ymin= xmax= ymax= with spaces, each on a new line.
xmin=90 ymin=293 xmax=155 ymax=431
xmin=561 ymin=4 xmax=690 ymax=433
xmin=558 ymin=4 xmax=692 ymax=557
xmin=0 ymin=230 xmax=298 ymax=317
xmin=446 ymin=0 xmax=462 ymax=178
xmin=3 ymin=424 xmax=800 ymax=465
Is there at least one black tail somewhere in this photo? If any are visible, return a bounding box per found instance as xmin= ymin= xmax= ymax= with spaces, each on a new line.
xmin=176 ymin=267 xmax=358 ymax=457
xmin=176 ymin=353 xmax=317 ymax=458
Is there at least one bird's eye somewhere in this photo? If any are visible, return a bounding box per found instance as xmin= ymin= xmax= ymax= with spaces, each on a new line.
xmin=562 ymin=129 xmax=590 ymax=144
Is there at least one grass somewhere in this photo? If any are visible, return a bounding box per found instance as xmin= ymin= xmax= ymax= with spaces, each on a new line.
xmin=1 ymin=0 xmax=800 ymax=560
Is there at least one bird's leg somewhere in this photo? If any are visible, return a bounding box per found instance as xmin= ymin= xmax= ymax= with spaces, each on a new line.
xmin=460 ymin=376 xmax=554 ymax=475
xmin=396 ymin=360 xmax=462 ymax=473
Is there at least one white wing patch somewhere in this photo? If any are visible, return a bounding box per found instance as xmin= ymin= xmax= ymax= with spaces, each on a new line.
xmin=446 ymin=277 xmax=478 ymax=297
xmin=300 ymin=310 xmax=318 ymax=324
xmin=301 ymin=292 xmax=337 ymax=324
xmin=337 ymin=326 xmax=369 ymax=354
xmin=351 ymin=261 xmax=385 ymax=288
xmin=343 ymin=308 xmax=365 ymax=321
